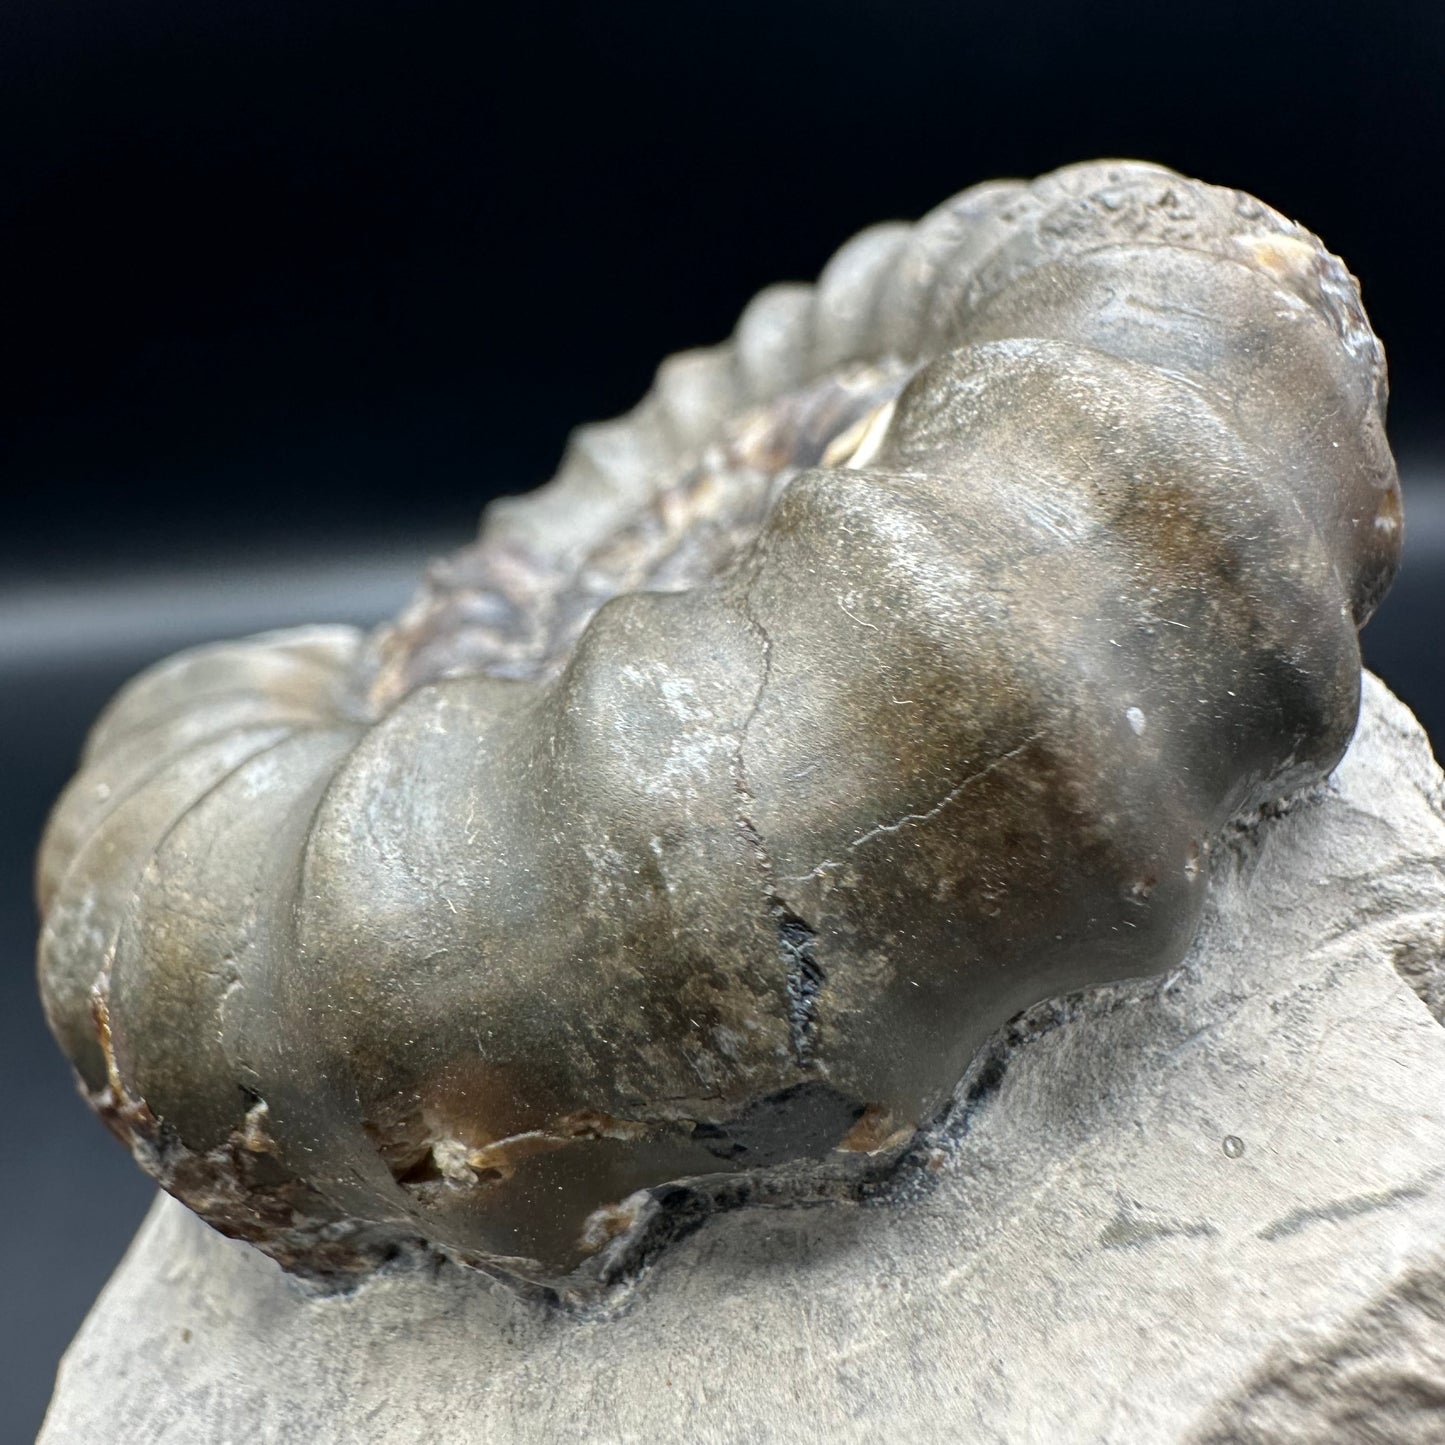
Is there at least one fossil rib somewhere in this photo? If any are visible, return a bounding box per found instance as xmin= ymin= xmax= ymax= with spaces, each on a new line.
xmin=37 ymin=160 xmax=1402 ymax=1291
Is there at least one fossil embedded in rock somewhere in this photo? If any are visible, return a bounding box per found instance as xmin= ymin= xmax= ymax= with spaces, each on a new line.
xmin=36 ymin=160 xmax=1402 ymax=1292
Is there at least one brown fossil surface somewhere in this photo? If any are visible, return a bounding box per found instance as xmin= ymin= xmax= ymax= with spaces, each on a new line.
xmin=36 ymin=160 xmax=1402 ymax=1293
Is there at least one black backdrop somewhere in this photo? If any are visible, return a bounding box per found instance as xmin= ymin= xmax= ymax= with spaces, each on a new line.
xmin=6 ymin=0 xmax=1445 ymax=570
xmin=3 ymin=3 xmax=1443 ymax=1438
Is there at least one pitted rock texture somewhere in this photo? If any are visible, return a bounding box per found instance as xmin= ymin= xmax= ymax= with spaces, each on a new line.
xmin=40 ymin=677 xmax=1445 ymax=1443
xmin=36 ymin=160 xmax=1403 ymax=1287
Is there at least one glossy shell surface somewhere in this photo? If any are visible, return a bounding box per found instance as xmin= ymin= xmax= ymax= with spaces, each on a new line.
xmin=37 ymin=161 xmax=1401 ymax=1291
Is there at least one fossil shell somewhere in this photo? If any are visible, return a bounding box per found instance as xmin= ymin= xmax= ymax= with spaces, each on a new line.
xmin=37 ymin=160 xmax=1401 ymax=1293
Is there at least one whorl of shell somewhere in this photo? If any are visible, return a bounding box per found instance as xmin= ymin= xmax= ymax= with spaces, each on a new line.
xmin=37 ymin=161 xmax=1401 ymax=1293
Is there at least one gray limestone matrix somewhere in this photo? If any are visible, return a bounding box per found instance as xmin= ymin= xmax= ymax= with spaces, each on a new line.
xmin=36 ymin=160 xmax=1404 ymax=1296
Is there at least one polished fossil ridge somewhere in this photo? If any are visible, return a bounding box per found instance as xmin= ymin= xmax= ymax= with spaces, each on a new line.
xmin=36 ymin=160 xmax=1402 ymax=1290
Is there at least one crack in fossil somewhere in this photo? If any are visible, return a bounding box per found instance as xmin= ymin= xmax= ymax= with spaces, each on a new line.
xmin=784 ymin=733 xmax=1043 ymax=884
xmin=730 ymin=587 xmax=824 ymax=1068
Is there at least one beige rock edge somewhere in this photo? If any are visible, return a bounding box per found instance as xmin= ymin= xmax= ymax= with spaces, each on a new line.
xmin=41 ymin=675 xmax=1445 ymax=1444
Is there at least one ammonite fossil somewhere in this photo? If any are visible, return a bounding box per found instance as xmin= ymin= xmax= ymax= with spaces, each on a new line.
xmin=37 ymin=160 xmax=1402 ymax=1294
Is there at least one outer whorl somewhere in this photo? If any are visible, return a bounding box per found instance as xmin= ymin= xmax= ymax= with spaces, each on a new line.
xmin=37 ymin=161 xmax=1402 ymax=1293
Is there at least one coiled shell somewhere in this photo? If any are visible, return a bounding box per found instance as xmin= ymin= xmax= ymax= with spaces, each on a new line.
xmin=37 ymin=160 xmax=1401 ymax=1290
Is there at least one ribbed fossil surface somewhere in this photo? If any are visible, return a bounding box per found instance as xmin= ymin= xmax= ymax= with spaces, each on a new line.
xmin=37 ymin=160 xmax=1402 ymax=1293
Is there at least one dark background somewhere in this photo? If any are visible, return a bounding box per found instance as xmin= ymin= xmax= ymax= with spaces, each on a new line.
xmin=2 ymin=2 xmax=1441 ymax=1437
